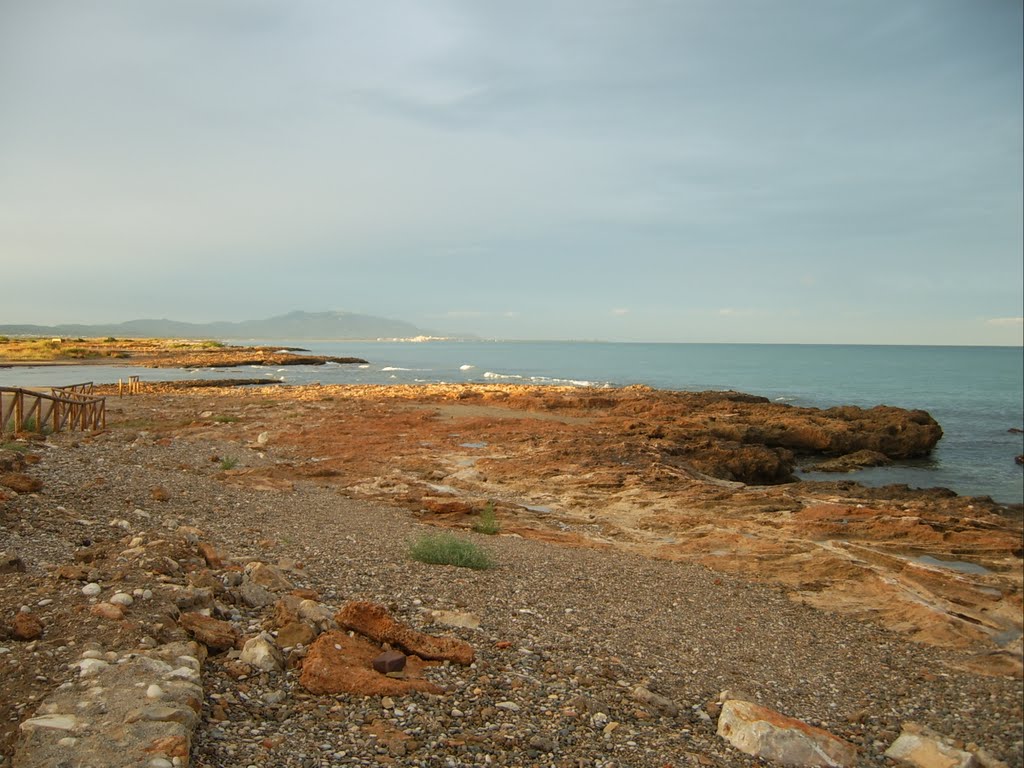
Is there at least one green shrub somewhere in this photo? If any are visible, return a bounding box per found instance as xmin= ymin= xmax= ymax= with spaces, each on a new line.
xmin=219 ymin=457 xmax=238 ymax=470
xmin=409 ymin=532 xmax=494 ymax=570
xmin=472 ymin=501 xmax=500 ymax=535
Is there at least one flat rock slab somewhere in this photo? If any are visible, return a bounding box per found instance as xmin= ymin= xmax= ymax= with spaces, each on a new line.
xmin=13 ymin=641 xmax=204 ymax=768
xmin=885 ymin=730 xmax=979 ymax=768
xmin=717 ymin=699 xmax=858 ymax=767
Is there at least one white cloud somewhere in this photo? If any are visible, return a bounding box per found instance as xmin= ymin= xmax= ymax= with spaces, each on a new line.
xmin=611 ymin=308 xmax=629 ymax=316
xmin=986 ymin=317 xmax=1024 ymax=326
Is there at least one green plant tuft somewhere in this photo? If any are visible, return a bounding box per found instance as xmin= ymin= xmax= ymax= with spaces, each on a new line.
xmin=472 ymin=501 xmax=500 ymax=535
xmin=409 ymin=532 xmax=494 ymax=570
xmin=219 ymin=457 xmax=238 ymax=470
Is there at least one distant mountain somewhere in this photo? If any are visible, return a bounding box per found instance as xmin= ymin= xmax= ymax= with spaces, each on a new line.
xmin=0 ymin=311 xmax=447 ymax=340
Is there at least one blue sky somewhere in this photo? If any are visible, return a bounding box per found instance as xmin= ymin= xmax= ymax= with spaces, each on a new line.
xmin=1 ymin=0 xmax=1021 ymax=344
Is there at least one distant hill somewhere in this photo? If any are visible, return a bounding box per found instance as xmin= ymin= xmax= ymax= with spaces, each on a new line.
xmin=0 ymin=311 xmax=446 ymax=340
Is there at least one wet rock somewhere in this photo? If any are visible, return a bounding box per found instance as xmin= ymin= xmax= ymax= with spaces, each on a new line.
xmin=806 ymin=449 xmax=892 ymax=473
xmin=336 ymin=600 xmax=474 ymax=665
xmin=717 ymin=699 xmax=858 ymax=767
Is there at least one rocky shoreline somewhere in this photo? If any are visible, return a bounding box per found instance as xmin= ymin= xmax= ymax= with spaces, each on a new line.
xmin=1 ymin=384 xmax=1021 ymax=766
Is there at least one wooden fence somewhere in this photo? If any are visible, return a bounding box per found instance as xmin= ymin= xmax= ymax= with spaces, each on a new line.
xmin=0 ymin=384 xmax=106 ymax=435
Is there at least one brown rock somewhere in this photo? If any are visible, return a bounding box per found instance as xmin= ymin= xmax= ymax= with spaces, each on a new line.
xmin=150 ymin=485 xmax=171 ymax=502
xmin=0 ymin=450 xmax=25 ymax=473
xmin=299 ymin=631 xmax=441 ymax=696
xmin=178 ymin=612 xmax=240 ymax=652
xmin=266 ymin=595 xmax=303 ymax=629
xmin=144 ymin=734 xmax=189 ymax=757
xmin=245 ymin=562 xmax=293 ymax=591
xmin=276 ymin=621 xmax=318 ymax=648
xmin=187 ymin=568 xmax=225 ymax=593
xmin=0 ymin=552 xmax=26 ymax=574
xmin=197 ymin=542 xmax=223 ymax=569
xmin=55 ymin=564 xmax=91 ymax=581
xmin=0 ymin=473 xmax=42 ymax=493
xmin=335 ymin=601 xmax=474 ymax=665
xmin=12 ymin=612 xmax=43 ymax=641
xmin=90 ymin=602 xmax=125 ymax=621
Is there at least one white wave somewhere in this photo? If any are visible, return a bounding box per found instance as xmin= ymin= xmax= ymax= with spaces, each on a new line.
xmin=358 ymin=364 xmax=370 ymax=369
xmin=483 ymin=371 xmax=523 ymax=380
xmin=527 ymin=375 xmax=596 ymax=387
xmin=459 ymin=364 xmax=475 ymax=371
xmin=381 ymin=366 xmax=412 ymax=371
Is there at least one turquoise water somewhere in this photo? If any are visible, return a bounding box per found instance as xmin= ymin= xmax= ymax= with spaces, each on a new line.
xmin=3 ymin=341 xmax=1021 ymax=503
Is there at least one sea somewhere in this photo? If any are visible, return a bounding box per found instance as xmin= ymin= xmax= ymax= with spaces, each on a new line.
xmin=3 ymin=341 xmax=1022 ymax=505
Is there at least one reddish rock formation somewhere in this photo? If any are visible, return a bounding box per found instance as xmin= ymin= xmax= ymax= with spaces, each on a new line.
xmin=299 ymin=632 xmax=441 ymax=696
xmin=335 ymin=601 xmax=475 ymax=666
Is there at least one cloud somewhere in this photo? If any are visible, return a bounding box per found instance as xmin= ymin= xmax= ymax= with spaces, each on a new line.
xmin=986 ymin=317 xmax=1024 ymax=326
xmin=611 ymin=308 xmax=629 ymax=316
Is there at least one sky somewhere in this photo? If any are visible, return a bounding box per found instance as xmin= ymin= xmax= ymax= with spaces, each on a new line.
xmin=1 ymin=1 xmax=1021 ymax=345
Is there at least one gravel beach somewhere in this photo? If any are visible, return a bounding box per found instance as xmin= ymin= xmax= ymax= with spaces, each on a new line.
xmin=1 ymin=398 xmax=1022 ymax=767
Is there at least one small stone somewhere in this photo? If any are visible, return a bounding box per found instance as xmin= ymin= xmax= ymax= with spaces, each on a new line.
xmin=150 ymin=485 xmax=171 ymax=501
xmin=149 ymin=759 xmax=174 ymax=768
xmin=147 ymin=684 xmax=164 ymax=699
xmin=82 ymin=582 xmax=102 ymax=597
xmin=240 ymin=634 xmax=285 ymax=673
xmin=372 ymin=650 xmax=407 ymax=674
xmin=90 ymin=603 xmax=124 ymax=620
xmin=110 ymin=592 xmax=134 ymax=607
xmin=496 ymin=701 xmax=521 ymax=712
xmin=77 ymin=658 xmax=109 ymax=677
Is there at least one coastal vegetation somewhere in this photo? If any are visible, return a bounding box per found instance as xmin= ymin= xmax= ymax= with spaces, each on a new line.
xmin=408 ymin=532 xmax=494 ymax=569
xmin=471 ymin=501 xmax=500 ymax=535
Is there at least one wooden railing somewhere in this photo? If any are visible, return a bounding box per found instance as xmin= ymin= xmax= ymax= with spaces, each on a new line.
xmin=0 ymin=385 xmax=106 ymax=435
